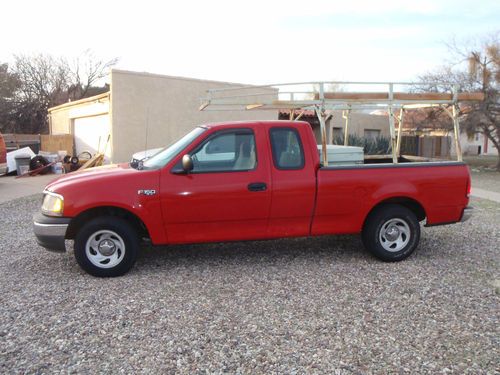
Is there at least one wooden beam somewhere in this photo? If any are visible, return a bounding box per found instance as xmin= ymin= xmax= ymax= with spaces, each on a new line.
xmin=456 ymin=92 xmax=485 ymax=101
xmin=246 ymin=104 xmax=264 ymax=110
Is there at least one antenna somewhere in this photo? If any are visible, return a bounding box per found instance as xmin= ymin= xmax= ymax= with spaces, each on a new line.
xmin=144 ymin=107 xmax=150 ymax=158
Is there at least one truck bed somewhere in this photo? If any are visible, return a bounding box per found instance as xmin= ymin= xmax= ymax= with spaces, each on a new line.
xmin=312 ymin=162 xmax=470 ymax=235
xmin=363 ymin=154 xmax=439 ymax=164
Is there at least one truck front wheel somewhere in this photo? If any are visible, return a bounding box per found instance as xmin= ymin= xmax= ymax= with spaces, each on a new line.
xmin=74 ymin=216 xmax=139 ymax=277
xmin=362 ymin=204 xmax=420 ymax=262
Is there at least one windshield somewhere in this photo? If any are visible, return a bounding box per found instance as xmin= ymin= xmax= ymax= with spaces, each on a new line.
xmin=141 ymin=127 xmax=206 ymax=169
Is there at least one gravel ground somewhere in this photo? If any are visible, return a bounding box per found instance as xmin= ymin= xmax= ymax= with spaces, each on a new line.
xmin=0 ymin=195 xmax=498 ymax=374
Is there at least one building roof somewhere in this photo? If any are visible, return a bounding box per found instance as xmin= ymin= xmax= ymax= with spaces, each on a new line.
xmin=48 ymin=92 xmax=110 ymax=112
xmin=279 ymin=109 xmax=322 ymax=118
xmin=279 ymin=109 xmax=388 ymax=118
xmin=370 ymin=107 xmax=455 ymax=131
xmin=111 ymin=69 xmax=261 ymax=88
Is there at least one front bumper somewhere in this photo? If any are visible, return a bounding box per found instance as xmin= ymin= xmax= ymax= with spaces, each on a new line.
xmin=460 ymin=206 xmax=473 ymax=222
xmin=33 ymin=212 xmax=71 ymax=252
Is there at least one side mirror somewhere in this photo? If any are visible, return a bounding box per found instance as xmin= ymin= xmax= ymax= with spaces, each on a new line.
xmin=182 ymin=154 xmax=194 ymax=173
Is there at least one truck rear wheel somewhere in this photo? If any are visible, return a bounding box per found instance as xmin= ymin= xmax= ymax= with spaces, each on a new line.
xmin=362 ymin=204 xmax=420 ymax=262
xmin=74 ymin=216 xmax=139 ymax=277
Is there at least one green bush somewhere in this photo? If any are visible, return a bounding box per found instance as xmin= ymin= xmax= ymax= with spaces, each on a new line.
xmin=332 ymin=135 xmax=391 ymax=155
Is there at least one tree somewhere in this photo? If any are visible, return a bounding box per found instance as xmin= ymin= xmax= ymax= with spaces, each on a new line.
xmin=11 ymin=54 xmax=71 ymax=133
xmin=66 ymin=50 xmax=118 ymax=101
xmin=2 ymin=50 xmax=118 ymax=134
xmin=419 ymin=32 xmax=500 ymax=170
xmin=0 ymin=63 xmax=21 ymax=132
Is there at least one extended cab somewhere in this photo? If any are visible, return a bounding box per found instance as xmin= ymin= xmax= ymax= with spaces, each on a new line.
xmin=33 ymin=121 xmax=472 ymax=277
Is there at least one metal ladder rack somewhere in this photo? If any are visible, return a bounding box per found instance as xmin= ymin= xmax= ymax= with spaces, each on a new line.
xmin=199 ymin=81 xmax=484 ymax=166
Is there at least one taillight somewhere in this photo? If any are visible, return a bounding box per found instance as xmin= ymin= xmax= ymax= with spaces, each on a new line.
xmin=466 ymin=175 xmax=471 ymax=198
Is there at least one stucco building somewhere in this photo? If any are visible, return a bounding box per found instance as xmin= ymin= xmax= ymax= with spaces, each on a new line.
xmin=48 ymin=69 xmax=277 ymax=163
xmin=279 ymin=109 xmax=391 ymax=145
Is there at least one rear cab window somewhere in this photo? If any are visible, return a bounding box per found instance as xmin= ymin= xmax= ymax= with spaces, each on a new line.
xmin=269 ymin=127 xmax=305 ymax=170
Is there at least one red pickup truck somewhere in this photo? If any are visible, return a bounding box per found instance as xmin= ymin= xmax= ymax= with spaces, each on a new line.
xmin=0 ymin=131 xmax=7 ymax=176
xmin=33 ymin=121 xmax=472 ymax=277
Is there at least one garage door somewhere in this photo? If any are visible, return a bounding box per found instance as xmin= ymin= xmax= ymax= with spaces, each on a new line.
xmin=74 ymin=115 xmax=111 ymax=161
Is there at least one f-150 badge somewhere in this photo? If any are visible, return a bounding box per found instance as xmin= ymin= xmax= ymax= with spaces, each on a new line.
xmin=138 ymin=189 xmax=156 ymax=196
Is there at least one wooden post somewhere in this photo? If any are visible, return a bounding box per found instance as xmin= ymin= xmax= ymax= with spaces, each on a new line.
xmin=387 ymin=83 xmax=397 ymax=163
xmin=316 ymin=108 xmax=328 ymax=166
xmin=396 ymin=108 xmax=404 ymax=157
xmin=342 ymin=109 xmax=351 ymax=146
xmin=452 ymin=104 xmax=462 ymax=162
xmin=442 ymin=104 xmax=463 ymax=162
xmin=316 ymin=83 xmax=328 ymax=166
xmin=388 ymin=106 xmax=398 ymax=163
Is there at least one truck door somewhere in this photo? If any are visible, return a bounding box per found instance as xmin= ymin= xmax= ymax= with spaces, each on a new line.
xmin=267 ymin=126 xmax=317 ymax=237
xmin=160 ymin=127 xmax=272 ymax=244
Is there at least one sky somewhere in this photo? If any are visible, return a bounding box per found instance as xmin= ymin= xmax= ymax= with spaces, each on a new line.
xmin=1 ymin=0 xmax=499 ymax=85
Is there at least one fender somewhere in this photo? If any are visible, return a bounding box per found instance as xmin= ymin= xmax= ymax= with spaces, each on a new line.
xmin=45 ymin=165 xmax=167 ymax=244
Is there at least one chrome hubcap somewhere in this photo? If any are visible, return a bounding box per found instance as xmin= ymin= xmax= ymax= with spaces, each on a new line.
xmin=98 ymin=239 xmax=116 ymax=256
xmin=85 ymin=230 xmax=125 ymax=268
xmin=379 ymin=218 xmax=411 ymax=252
xmin=384 ymin=226 xmax=400 ymax=241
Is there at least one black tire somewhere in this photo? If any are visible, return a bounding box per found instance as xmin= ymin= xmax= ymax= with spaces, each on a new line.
xmin=78 ymin=151 xmax=92 ymax=160
xmin=29 ymin=155 xmax=50 ymax=174
xmin=74 ymin=216 xmax=139 ymax=277
xmin=362 ymin=204 xmax=420 ymax=262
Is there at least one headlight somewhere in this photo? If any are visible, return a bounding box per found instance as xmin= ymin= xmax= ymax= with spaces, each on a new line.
xmin=41 ymin=191 xmax=64 ymax=216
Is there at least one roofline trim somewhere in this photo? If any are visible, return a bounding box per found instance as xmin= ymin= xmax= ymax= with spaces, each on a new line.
xmin=48 ymin=92 xmax=110 ymax=112
xmin=111 ymin=68 xmax=262 ymax=88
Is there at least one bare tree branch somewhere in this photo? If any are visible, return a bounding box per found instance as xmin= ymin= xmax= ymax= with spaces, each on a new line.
xmin=419 ymin=32 xmax=500 ymax=170
xmin=4 ymin=51 xmax=118 ymax=133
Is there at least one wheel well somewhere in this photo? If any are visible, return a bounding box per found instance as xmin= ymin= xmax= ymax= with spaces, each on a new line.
xmin=66 ymin=206 xmax=150 ymax=240
xmin=364 ymin=197 xmax=426 ymax=227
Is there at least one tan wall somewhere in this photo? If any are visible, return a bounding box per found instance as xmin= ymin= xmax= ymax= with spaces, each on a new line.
xmin=48 ymin=95 xmax=110 ymax=136
xmin=49 ymin=108 xmax=71 ymax=134
xmin=456 ymin=132 xmax=498 ymax=156
xmin=110 ymin=69 xmax=278 ymax=162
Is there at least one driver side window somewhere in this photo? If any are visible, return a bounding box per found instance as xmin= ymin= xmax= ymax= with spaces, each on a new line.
xmin=190 ymin=130 xmax=257 ymax=172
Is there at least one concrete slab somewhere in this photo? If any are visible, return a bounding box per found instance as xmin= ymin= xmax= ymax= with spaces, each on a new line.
xmin=0 ymin=174 xmax=59 ymax=204
xmin=471 ymin=188 xmax=500 ymax=203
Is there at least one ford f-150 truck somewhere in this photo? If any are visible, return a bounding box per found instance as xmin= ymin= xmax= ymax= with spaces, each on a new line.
xmin=0 ymin=131 xmax=7 ymax=176
xmin=33 ymin=121 xmax=472 ymax=277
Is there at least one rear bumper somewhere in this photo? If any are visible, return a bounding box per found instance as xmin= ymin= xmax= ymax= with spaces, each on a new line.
xmin=426 ymin=206 xmax=473 ymax=227
xmin=0 ymin=163 xmax=7 ymax=176
xmin=33 ymin=212 xmax=71 ymax=252
xmin=460 ymin=206 xmax=473 ymax=222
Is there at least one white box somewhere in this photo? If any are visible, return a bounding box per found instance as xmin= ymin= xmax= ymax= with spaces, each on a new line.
xmin=317 ymin=145 xmax=364 ymax=166
xmin=6 ymin=147 xmax=36 ymax=173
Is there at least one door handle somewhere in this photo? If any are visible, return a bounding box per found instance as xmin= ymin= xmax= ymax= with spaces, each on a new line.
xmin=248 ymin=182 xmax=267 ymax=192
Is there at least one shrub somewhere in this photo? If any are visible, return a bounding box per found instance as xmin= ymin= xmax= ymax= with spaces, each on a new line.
xmin=332 ymin=135 xmax=391 ymax=155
